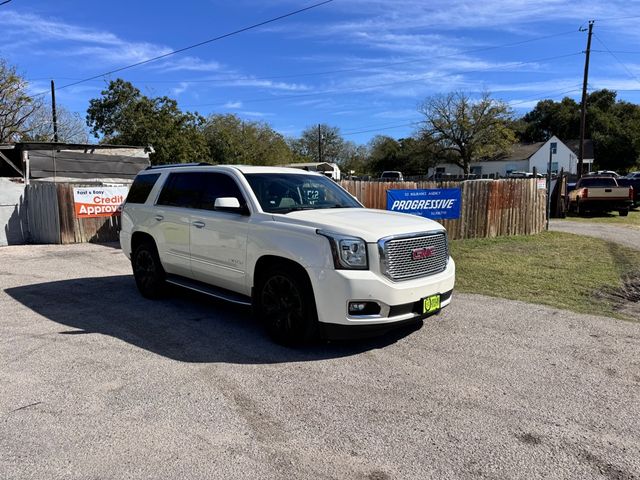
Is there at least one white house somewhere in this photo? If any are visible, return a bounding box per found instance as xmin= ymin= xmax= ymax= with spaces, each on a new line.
xmin=428 ymin=136 xmax=594 ymax=178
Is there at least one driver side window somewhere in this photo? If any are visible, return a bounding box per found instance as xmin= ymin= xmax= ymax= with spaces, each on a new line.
xmin=199 ymin=173 xmax=246 ymax=211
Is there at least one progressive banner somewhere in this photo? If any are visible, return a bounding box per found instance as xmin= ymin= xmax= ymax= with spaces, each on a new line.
xmin=387 ymin=188 xmax=462 ymax=220
xmin=73 ymin=186 xmax=129 ymax=218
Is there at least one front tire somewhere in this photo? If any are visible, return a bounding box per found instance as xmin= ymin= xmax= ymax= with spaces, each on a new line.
xmin=132 ymin=241 xmax=166 ymax=299
xmin=255 ymin=266 xmax=318 ymax=345
xmin=619 ymin=208 xmax=629 ymax=217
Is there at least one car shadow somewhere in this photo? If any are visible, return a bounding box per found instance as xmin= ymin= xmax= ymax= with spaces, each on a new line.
xmin=4 ymin=275 xmax=423 ymax=364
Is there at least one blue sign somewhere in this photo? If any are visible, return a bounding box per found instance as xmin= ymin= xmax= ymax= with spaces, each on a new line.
xmin=387 ymin=188 xmax=462 ymax=220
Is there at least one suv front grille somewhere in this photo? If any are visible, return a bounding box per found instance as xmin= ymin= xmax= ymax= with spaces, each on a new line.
xmin=379 ymin=232 xmax=449 ymax=281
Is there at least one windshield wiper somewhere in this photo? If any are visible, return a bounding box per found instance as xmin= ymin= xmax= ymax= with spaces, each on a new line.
xmin=272 ymin=206 xmax=317 ymax=213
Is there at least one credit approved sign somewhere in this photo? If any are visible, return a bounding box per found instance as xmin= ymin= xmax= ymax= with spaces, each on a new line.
xmin=73 ymin=186 xmax=129 ymax=218
xmin=387 ymin=188 xmax=462 ymax=220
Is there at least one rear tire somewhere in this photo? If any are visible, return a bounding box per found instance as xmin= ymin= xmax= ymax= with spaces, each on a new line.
xmin=619 ymin=208 xmax=629 ymax=217
xmin=255 ymin=266 xmax=318 ymax=346
xmin=132 ymin=240 xmax=166 ymax=299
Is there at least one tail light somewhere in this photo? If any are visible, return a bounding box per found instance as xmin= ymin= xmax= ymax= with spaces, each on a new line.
xmin=630 ymin=187 xmax=634 ymax=199
xmin=583 ymin=188 xmax=588 ymax=199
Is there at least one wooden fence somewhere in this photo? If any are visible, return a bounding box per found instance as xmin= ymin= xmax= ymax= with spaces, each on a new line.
xmin=24 ymin=179 xmax=546 ymax=245
xmin=340 ymin=179 xmax=546 ymax=240
xmin=26 ymin=182 xmax=123 ymax=244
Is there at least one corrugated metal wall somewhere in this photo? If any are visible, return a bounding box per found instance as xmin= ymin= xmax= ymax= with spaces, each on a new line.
xmin=25 ymin=183 xmax=61 ymax=244
xmin=16 ymin=182 xmax=125 ymax=245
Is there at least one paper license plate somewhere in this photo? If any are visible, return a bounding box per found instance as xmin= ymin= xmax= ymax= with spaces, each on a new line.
xmin=422 ymin=294 xmax=441 ymax=314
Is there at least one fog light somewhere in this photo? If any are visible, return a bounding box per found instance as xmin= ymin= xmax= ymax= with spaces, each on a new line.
xmin=348 ymin=301 xmax=381 ymax=315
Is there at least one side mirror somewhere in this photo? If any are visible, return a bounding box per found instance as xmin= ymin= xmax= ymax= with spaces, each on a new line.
xmin=214 ymin=197 xmax=248 ymax=215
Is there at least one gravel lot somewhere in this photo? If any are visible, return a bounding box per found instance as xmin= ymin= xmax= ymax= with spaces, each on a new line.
xmin=1 ymin=243 xmax=639 ymax=480
xmin=550 ymin=219 xmax=640 ymax=250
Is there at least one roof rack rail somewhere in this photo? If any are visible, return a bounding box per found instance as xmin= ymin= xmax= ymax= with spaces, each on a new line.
xmin=145 ymin=162 xmax=212 ymax=170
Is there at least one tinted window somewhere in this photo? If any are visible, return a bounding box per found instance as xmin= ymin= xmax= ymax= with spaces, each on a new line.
xmin=578 ymin=177 xmax=617 ymax=188
xmin=157 ymin=172 xmax=203 ymax=208
xmin=199 ymin=173 xmax=246 ymax=211
xmin=126 ymin=173 xmax=160 ymax=204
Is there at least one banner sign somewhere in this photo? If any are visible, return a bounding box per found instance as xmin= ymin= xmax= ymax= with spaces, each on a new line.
xmin=387 ymin=188 xmax=462 ymax=220
xmin=73 ymin=186 xmax=129 ymax=218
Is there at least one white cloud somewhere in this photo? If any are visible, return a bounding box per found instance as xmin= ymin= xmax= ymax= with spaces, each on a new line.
xmin=172 ymin=82 xmax=190 ymax=95
xmin=224 ymin=101 xmax=243 ymax=108
xmin=238 ymin=111 xmax=274 ymax=117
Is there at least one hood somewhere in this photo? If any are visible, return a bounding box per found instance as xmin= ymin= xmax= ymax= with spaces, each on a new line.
xmin=273 ymin=208 xmax=445 ymax=242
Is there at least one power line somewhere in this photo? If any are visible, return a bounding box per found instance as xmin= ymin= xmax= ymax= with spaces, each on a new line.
xmin=342 ymin=122 xmax=420 ymax=136
xmin=29 ymin=28 xmax=580 ymax=87
xmin=182 ymin=52 xmax=584 ymax=108
xmin=31 ymin=0 xmax=333 ymax=97
xmin=0 ymin=0 xmax=13 ymax=5
xmin=592 ymin=50 xmax=640 ymax=54
xmin=593 ymin=33 xmax=640 ymax=87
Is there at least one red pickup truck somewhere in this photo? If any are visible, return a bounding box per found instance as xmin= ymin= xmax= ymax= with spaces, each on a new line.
xmin=568 ymin=176 xmax=633 ymax=216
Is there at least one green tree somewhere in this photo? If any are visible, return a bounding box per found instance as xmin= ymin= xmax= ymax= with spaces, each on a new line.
xmin=519 ymin=90 xmax=640 ymax=171
xmin=520 ymin=97 xmax=581 ymax=142
xmin=367 ymin=134 xmax=438 ymax=176
xmin=0 ymin=59 xmax=40 ymax=142
xmin=368 ymin=135 xmax=401 ymax=174
xmin=340 ymin=142 xmax=369 ymax=176
xmin=86 ymin=79 xmax=209 ymax=164
xmin=418 ymin=91 xmax=516 ymax=175
xmin=202 ymin=114 xmax=293 ymax=165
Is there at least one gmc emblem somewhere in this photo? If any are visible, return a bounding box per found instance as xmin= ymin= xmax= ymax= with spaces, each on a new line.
xmin=412 ymin=247 xmax=435 ymax=261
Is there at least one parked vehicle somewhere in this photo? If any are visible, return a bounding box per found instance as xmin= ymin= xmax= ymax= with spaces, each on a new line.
xmin=380 ymin=171 xmax=404 ymax=181
xmin=584 ymin=170 xmax=620 ymax=178
xmin=120 ymin=164 xmax=455 ymax=344
xmin=624 ymin=172 xmax=640 ymax=180
xmin=567 ymin=176 xmax=633 ymax=216
xmin=617 ymin=176 xmax=640 ymax=206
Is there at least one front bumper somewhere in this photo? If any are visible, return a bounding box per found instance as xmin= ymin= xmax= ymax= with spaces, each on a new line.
xmin=307 ymin=257 xmax=455 ymax=328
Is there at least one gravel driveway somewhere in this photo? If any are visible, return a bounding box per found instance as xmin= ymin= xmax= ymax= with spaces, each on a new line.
xmin=550 ymin=219 xmax=640 ymax=250
xmin=1 ymin=244 xmax=639 ymax=479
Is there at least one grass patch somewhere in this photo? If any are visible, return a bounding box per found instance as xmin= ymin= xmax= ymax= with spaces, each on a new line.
xmin=562 ymin=208 xmax=640 ymax=228
xmin=450 ymin=231 xmax=640 ymax=320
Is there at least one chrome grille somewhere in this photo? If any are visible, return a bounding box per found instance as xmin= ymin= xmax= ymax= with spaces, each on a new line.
xmin=379 ymin=232 xmax=448 ymax=281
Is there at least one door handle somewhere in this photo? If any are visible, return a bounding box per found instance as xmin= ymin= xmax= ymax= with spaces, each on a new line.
xmin=154 ymin=215 xmax=164 ymax=221
xmin=192 ymin=221 xmax=206 ymax=229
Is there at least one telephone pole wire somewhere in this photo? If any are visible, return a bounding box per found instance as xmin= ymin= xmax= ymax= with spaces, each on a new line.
xmin=577 ymin=20 xmax=594 ymax=177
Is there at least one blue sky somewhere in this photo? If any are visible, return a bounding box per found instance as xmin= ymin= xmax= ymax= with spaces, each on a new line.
xmin=1 ymin=0 xmax=640 ymax=145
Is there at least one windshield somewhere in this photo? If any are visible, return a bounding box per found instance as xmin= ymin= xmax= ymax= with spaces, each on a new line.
xmin=244 ymin=173 xmax=362 ymax=213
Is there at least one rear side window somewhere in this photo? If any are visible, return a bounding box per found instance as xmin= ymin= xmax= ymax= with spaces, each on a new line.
xmin=199 ymin=173 xmax=246 ymax=210
xmin=126 ymin=173 xmax=161 ymax=204
xmin=157 ymin=172 xmax=203 ymax=208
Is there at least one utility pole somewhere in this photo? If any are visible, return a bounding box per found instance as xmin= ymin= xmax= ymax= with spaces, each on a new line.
xmin=546 ymin=141 xmax=556 ymax=230
xmin=50 ymin=80 xmax=59 ymax=143
xmin=317 ymin=123 xmax=323 ymax=163
xmin=577 ymin=20 xmax=594 ymax=178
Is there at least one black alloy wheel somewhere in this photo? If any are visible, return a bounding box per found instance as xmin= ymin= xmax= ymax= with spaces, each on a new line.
xmin=132 ymin=242 xmax=165 ymax=299
xmin=257 ymin=267 xmax=317 ymax=345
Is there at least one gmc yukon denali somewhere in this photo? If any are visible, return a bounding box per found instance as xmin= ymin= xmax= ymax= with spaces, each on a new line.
xmin=120 ymin=164 xmax=456 ymax=344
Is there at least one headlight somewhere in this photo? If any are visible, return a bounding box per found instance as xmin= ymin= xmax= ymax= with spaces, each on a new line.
xmin=317 ymin=230 xmax=369 ymax=270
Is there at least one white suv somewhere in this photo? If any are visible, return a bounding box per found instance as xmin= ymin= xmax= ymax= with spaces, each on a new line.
xmin=120 ymin=164 xmax=455 ymax=344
